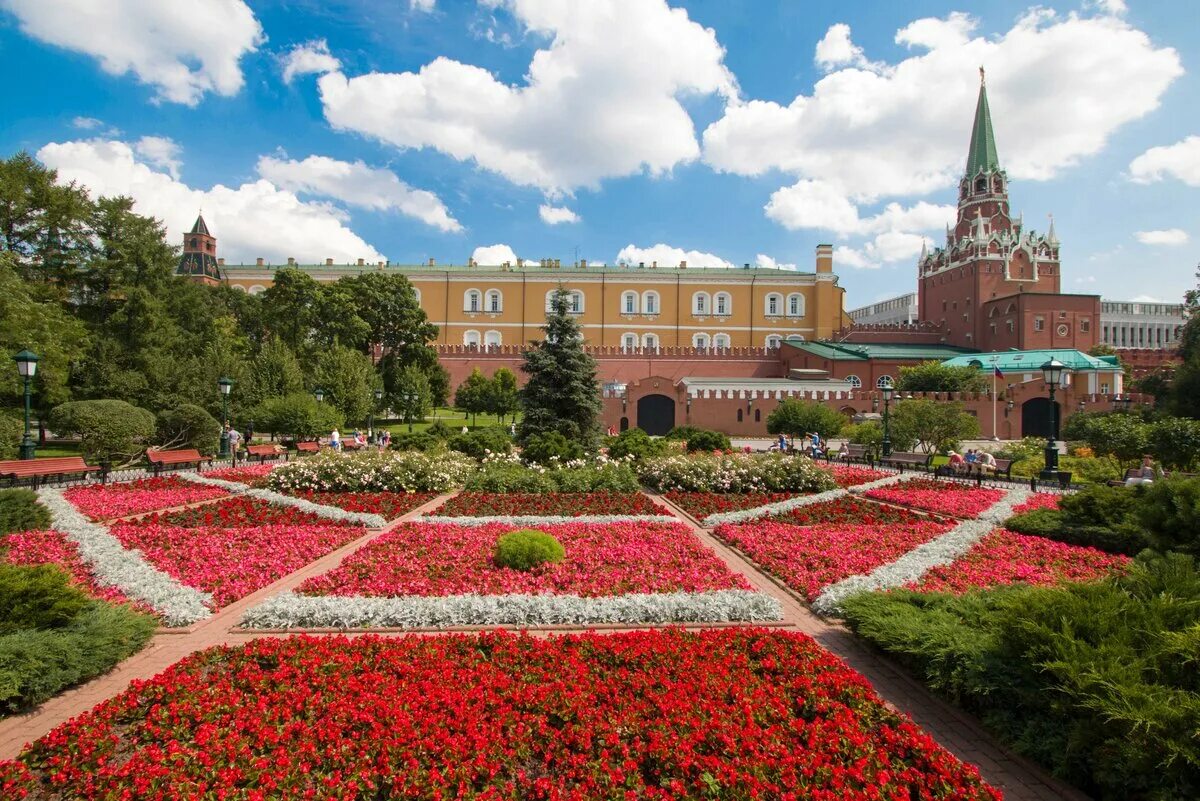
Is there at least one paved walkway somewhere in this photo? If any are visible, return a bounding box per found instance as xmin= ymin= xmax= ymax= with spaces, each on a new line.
xmin=0 ymin=489 xmax=1087 ymax=799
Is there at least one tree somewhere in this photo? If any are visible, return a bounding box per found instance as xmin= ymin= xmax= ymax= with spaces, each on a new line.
xmin=1169 ymin=266 xmax=1200 ymax=417
xmin=252 ymin=393 xmax=343 ymax=442
xmin=454 ymin=368 xmax=492 ymax=426
xmin=519 ymin=287 xmax=601 ymax=448
xmin=1063 ymin=411 xmax=1150 ymax=463
xmin=766 ymin=399 xmax=846 ymax=440
xmin=890 ymin=399 xmax=980 ymax=454
xmin=391 ymin=365 xmax=432 ymax=432
xmin=155 ymin=404 xmax=221 ymax=456
xmin=896 ymin=361 xmax=987 ymax=393
xmin=1088 ymin=344 xmax=1118 ymax=358
xmin=49 ymin=399 xmax=156 ymax=465
xmin=310 ymin=345 xmax=375 ymax=426
xmin=488 ymin=368 xmax=521 ymax=422
xmin=262 ymin=268 xmax=322 ymax=351
xmin=245 ymin=337 xmax=305 ymax=409
xmin=340 ymin=273 xmax=437 ymax=356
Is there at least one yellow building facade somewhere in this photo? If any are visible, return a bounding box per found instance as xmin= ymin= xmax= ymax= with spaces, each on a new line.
xmin=218 ymin=245 xmax=850 ymax=349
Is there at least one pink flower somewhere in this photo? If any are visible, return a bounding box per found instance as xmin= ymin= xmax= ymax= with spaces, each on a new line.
xmin=865 ymin=479 xmax=1004 ymax=518
xmin=65 ymin=477 xmax=228 ymax=521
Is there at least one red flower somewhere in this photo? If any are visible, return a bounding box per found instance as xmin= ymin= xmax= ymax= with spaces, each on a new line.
xmin=430 ymin=492 xmax=669 ymax=517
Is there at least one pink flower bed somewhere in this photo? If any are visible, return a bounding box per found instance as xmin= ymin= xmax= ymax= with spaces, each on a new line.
xmin=864 ymin=479 xmax=1005 ymax=518
xmin=299 ymin=521 xmax=751 ymax=598
xmin=715 ymin=519 xmax=952 ymax=601
xmin=825 ymin=464 xmax=889 ymax=487
xmin=109 ymin=521 xmax=365 ymax=608
xmin=1 ymin=529 xmax=139 ymax=607
xmin=204 ymin=464 xmax=276 ymax=487
xmin=1011 ymin=493 xmax=1061 ymax=514
xmin=907 ymin=529 xmax=1130 ymax=594
xmin=64 ymin=477 xmax=229 ymax=521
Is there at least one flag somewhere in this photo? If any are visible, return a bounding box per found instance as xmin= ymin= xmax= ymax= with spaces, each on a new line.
xmin=993 ymin=365 xmax=1003 ymax=378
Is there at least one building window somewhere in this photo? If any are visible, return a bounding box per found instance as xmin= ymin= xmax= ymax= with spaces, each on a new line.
xmin=570 ymin=291 xmax=584 ymax=313
xmin=486 ymin=289 xmax=502 ymax=312
xmin=642 ymin=291 xmax=659 ymax=314
xmin=1034 ymin=317 xmax=1044 ymax=331
xmin=765 ymin=293 xmax=782 ymax=316
xmin=737 ymin=409 xmax=743 ymax=423
xmin=713 ymin=333 xmax=730 ymax=350
xmin=1007 ymin=320 xmax=1015 ymax=333
xmin=754 ymin=408 xmax=761 ymax=423
xmin=692 ymin=292 xmax=709 ymax=315
xmin=766 ymin=335 xmax=783 ymax=349
xmin=786 ymin=293 xmax=804 ymax=317
xmin=484 ymin=330 xmax=501 ymax=347
xmin=642 ymin=333 xmax=658 ymax=351
xmin=1059 ymin=311 xmax=1067 ymax=319
xmin=876 ymin=375 xmax=893 ymax=388
xmin=715 ymin=292 xmax=730 ymax=315
xmin=692 ymin=333 xmax=710 ymax=350
xmin=248 ymin=285 xmax=266 ymax=295
xmin=465 ymin=289 xmax=481 ymax=312
xmin=412 ymin=287 xmax=421 ymax=304
xmin=464 ymin=330 xmax=481 ymax=347
xmin=1080 ymin=319 xmax=1090 ymax=333
xmin=621 ymin=291 xmax=637 ymax=314
xmin=845 ymin=375 xmax=862 ymax=388
xmin=621 ymin=333 xmax=637 ymax=352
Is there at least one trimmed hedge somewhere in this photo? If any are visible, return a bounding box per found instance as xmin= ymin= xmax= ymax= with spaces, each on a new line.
xmin=0 ymin=488 xmax=50 ymax=535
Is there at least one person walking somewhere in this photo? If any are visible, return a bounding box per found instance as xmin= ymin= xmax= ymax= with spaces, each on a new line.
xmin=227 ymin=425 xmax=242 ymax=464
xmin=330 ymin=428 xmax=341 ymax=452
xmin=380 ymin=428 xmax=391 ymax=449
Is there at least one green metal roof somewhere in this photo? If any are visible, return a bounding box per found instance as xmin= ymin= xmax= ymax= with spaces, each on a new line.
xmin=219 ymin=261 xmax=808 ymax=276
xmin=941 ymin=349 xmax=1121 ymax=373
xmin=965 ymin=70 xmax=1000 ymax=176
xmin=784 ymin=339 xmax=975 ymax=361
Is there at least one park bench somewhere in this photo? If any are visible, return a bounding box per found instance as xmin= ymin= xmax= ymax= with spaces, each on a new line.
xmin=246 ymin=443 xmax=287 ymax=463
xmin=1108 ymin=468 xmax=1142 ymax=487
xmin=295 ymin=441 xmax=321 ymax=455
xmin=879 ymin=452 xmax=933 ymax=472
xmin=828 ymin=444 xmax=873 ymax=464
xmin=146 ymin=448 xmax=208 ymax=476
xmin=0 ymin=456 xmax=101 ymax=488
xmin=946 ymin=457 xmax=1015 ymax=482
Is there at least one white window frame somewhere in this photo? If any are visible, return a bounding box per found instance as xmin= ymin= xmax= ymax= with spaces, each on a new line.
xmin=692 ymin=291 xmax=710 ymax=315
xmin=621 ymin=291 xmax=637 ymax=315
xmin=765 ymin=335 xmax=783 ymax=349
xmin=786 ymin=292 xmax=804 ymax=318
xmin=1034 ymin=317 xmax=1044 ymax=331
xmin=465 ymin=289 xmax=482 ymax=313
xmin=876 ymin=375 xmax=894 ymax=388
xmin=484 ymin=330 xmax=502 ymax=348
xmin=464 ymin=330 xmax=481 ymax=347
xmin=713 ymin=333 xmax=730 ymax=350
xmin=692 ymin=333 xmax=710 ymax=350
xmin=765 ymin=293 xmax=783 ymax=316
xmin=412 ymin=286 xmax=421 ymax=304
xmin=485 ymin=289 xmax=502 ymax=313
xmin=845 ymin=374 xmax=862 ymax=388
xmin=621 ymin=333 xmax=638 ymax=352
xmin=570 ymin=291 xmax=584 ymax=314
xmin=714 ymin=292 xmax=731 ymax=316
xmin=641 ymin=333 xmax=659 ymax=351
xmin=642 ymin=291 xmax=659 ymax=315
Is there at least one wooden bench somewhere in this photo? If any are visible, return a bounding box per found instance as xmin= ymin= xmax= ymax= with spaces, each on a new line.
xmin=828 ymin=444 xmax=873 ymax=464
xmin=295 ymin=441 xmax=321 ymax=455
xmin=0 ymin=456 xmax=101 ymax=488
xmin=146 ymin=448 xmax=208 ymax=476
xmin=246 ymin=443 xmax=287 ymax=463
xmin=879 ymin=452 xmax=933 ymax=471
xmin=949 ymin=457 xmax=1015 ymax=481
xmin=1108 ymin=468 xmax=1142 ymax=487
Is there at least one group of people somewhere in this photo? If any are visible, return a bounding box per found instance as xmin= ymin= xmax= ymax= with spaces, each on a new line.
xmin=776 ymin=432 xmax=826 ymax=459
xmin=946 ymin=448 xmax=998 ymax=474
xmin=328 ymin=428 xmax=391 ymax=451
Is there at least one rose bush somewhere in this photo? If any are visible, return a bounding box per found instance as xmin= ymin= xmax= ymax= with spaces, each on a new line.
xmin=63 ymin=477 xmax=228 ymax=521
xmin=2 ymin=630 xmax=999 ymax=800
xmin=431 ymin=492 xmax=668 ymax=517
xmin=637 ymin=452 xmax=837 ymax=493
xmin=267 ymin=449 xmax=475 ymax=493
xmin=865 ymin=479 xmax=1005 ymax=518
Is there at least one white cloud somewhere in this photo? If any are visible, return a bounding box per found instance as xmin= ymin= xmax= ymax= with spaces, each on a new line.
xmin=1129 ymin=136 xmax=1200 ymax=187
xmin=410 ymin=0 xmax=436 ymax=11
xmin=833 ymin=245 xmax=876 ymax=270
xmin=133 ymin=136 xmax=182 ymax=180
xmin=538 ymin=204 xmax=580 ymax=225
xmin=256 ymin=155 xmax=462 ymax=232
xmin=281 ymin=40 xmax=341 ymax=84
xmin=316 ymin=0 xmax=737 ymax=195
xmin=615 ymin=244 xmax=734 ymax=269
xmin=472 ymin=244 xmax=519 ymax=265
xmin=1131 ymin=294 xmax=1164 ymax=302
xmin=755 ymin=254 xmax=796 ymax=271
xmin=765 ymin=179 xmax=861 ymax=233
xmin=2 ymin=0 xmax=263 ymax=105
xmin=71 ymin=116 xmax=103 ymax=130
xmin=1087 ymin=0 xmax=1127 ymax=15
xmin=1135 ymin=228 xmax=1189 ymax=245
xmin=37 ymin=139 xmax=385 ymax=264
xmin=814 ymin=24 xmax=877 ymax=72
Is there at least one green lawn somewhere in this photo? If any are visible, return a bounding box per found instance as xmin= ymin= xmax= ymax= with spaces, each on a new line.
xmin=30 ymin=442 xmax=82 ymax=458
xmin=380 ymin=407 xmax=520 ymax=434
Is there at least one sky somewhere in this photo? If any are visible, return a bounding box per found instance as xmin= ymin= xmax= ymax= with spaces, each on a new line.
xmin=0 ymin=0 xmax=1196 ymax=308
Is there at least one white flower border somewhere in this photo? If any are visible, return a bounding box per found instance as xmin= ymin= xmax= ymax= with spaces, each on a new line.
xmin=700 ymin=472 xmax=909 ymax=527
xmin=180 ymin=472 xmax=387 ymax=528
xmin=240 ymin=589 xmax=782 ymax=629
xmin=37 ymin=488 xmax=213 ymax=627
xmin=420 ymin=514 xmax=681 ymax=526
xmin=811 ymin=487 xmax=1032 ymax=616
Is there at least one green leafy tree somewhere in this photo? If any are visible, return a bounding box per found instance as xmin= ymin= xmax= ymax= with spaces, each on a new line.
xmin=519 ymin=287 xmax=601 ymax=448
xmin=49 ymin=399 xmax=156 ymax=465
xmin=262 ymin=269 xmax=322 ymax=351
xmin=340 ymin=272 xmax=438 ymax=356
xmin=1147 ymin=417 xmax=1200 ymax=471
xmin=312 ymin=282 xmax=371 ymax=349
xmin=244 ymin=337 xmax=305 ymax=409
xmin=896 ymin=361 xmax=988 ymax=393
xmin=310 ymin=345 xmax=376 ymax=426
xmin=1169 ymin=265 xmax=1200 ymax=417
xmin=487 ymin=368 xmax=521 ymax=422
xmin=252 ymin=393 xmax=344 ymax=442
xmin=1063 ymin=411 xmax=1150 ymax=463
xmin=155 ymin=404 xmax=221 ymax=455
xmin=889 ymin=399 xmax=980 ymax=454
xmin=391 ymin=365 xmax=432 ymax=431
xmin=424 ymin=361 xmax=451 ymax=408
xmin=766 ymin=399 xmax=846 ymax=440
xmin=1088 ymin=343 xmax=1118 ymax=358
xmin=454 ymin=368 xmax=492 ymax=426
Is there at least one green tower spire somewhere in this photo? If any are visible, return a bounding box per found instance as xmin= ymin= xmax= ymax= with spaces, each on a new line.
xmin=965 ymin=67 xmax=1000 ymax=176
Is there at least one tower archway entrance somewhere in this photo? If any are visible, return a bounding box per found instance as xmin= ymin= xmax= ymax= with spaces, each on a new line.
xmin=636 ymin=394 xmax=675 ymax=437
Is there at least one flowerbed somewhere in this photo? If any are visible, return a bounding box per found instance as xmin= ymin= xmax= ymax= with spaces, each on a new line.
xmin=637 ymin=452 xmax=837 ymax=493
xmin=284 ymin=490 xmax=436 ymax=521
xmin=300 ymin=521 xmax=749 ymax=598
xmin=63 ymin=477 xmax=228 ymax=521
xmin=663 ymin=491 xmax=801 ymax=520
xmin=1 ymin=630 xmax=999 ymax=800
xmin=1010 ymin=492 xmax=1061 ymax=514
xmin=430 ymin=491 xmax=667 ymax=518
xmin=769 ymin=496 xmax=936 ymax=527
xmin=132 ymin=497 xmax=358 ymax=529
xmin=825 ymin=464 xmax=890 ymax=487
xmin=716 ymin=519 xmax=952 ymax=601
xmin=1 ymin=529 xmax=137 ymax=607
xmin=267 ymin=449 xmax=475 ymax=493
xmin=865 ymin=478 xmax=1005 ymax=518
xmin=204 ymin=463 xmax=276 ymax=487
xmin=109 ymin=520 xmax=364 ymax=607
xmin=906 ymin=529 xmax=1130 ymax=594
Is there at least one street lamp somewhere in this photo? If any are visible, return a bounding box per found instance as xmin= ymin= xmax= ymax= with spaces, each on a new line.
xmin=13 ymin=350 xmax=39 ymax=460
xmin=880 ymin=378 xmax=895 ymax=459
xmin=314 ymin=388 xmax=325 ymax=404
xmin=1039 ymin=358 xmax=1068 ymax=482
xmin=370 ymin=388 xmax=383 ymax=443
xmin=217 ymin=377 xmax=234 ymax=459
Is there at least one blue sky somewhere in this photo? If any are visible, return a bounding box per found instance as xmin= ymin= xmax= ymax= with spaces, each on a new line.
xmin=1 ymin=0 xmax=1196 ymax=308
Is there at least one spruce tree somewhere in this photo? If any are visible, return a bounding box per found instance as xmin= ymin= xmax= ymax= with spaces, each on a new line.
xmin=519 ymin=288 xmax=601 ymax=448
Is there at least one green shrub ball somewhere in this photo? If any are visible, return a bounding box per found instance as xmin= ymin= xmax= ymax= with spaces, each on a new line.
xmin=494 ymin=530 xmax=566 ymax=572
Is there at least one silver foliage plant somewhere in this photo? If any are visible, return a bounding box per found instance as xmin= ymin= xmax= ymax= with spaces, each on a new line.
xmin=421 ymin=514 xmax=681 ymax=526
xmin=701 ymin=471 xmax=910 ymax=527
xmin=180 ymin=472 xmax=387 ymax=528
xmin=37 ymin=488 xmax=213 ymax=626
xmin=240 ymin=589 xmax=783 ymax=629
xmin=811 ymin=487 xmax=1032 ymax=616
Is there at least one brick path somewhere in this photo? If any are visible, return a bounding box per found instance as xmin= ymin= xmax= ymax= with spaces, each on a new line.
xmin=0 ymin=489 xmax=1088 ymax=800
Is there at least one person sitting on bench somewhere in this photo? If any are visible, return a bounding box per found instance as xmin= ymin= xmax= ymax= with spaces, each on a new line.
xmin=946 ymin=450 xmax=966 ymax=473
xmin=976 ymin=450 xmax=997 ymax=473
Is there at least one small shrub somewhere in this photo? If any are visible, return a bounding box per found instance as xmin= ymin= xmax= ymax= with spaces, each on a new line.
xmin=1136 ymin=476 xmax=1200 ymax=555
xmin=0 ymin=563 xmax=91 ymax=636
xmin=1005 ymin=507 xmax=1148 ymax=556
xmin=637 ymin=452 xmax=836 ymax=493
xmin=1147 ymin=417 xmax=1200 ymax=471
xmin=0 ymin=489 xmax=50 ymax=535
xmin=521 ymin=431 xmax=584 ymax=465
xmin=550 ymin=462 xmax=640 ymax=493
xmin=683 ymin=429 xmax=732 ymax=453
xmin=49 ymin=399 xmax=156 ymax=464
xmin=425 ymin=419 xmax=454 ymax=439
xmin=493 ymin=529 xmax=565 ymax=571
xmin=604 ymin=428 xmax=667 ymax=461
xmin=448 ymin=427 xmax=513 ymax=460
xmin=267 ymin=449 xmax=474 ymax=493
xmin=466 ymin=463 xmax=556 ymax=493
xmin=664 ymin=426 xmax=706 ymax=442
xmin=996 ymin=437 xmax=1046 ymax=463
xmin=0 ymin=415 xmax=21 ymax=460
xmin=389 ymin=432 xmax=440 ymax=452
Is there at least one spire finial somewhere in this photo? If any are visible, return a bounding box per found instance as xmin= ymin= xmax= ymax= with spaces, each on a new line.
xmin=965 ymin=67 xmax=1000 ymax=177
xmin=979 ymin=66 xmax=985 ymax=86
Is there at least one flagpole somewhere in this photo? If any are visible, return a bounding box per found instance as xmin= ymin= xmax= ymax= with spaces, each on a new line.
xmin=991 ymin=356 xmax=998 ymax=441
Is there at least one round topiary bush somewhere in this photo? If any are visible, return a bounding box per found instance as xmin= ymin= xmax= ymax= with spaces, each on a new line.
xmin=493 ymin=529 xmax=565 ymax=571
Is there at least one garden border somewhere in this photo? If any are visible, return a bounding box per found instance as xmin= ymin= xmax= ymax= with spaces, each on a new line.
xmin=178 ymin=473 xmax=387 ymax=528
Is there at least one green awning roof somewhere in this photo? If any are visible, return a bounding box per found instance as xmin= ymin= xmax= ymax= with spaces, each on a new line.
xmin=783 ymin=340 xmax=976 ymax=361
xmin=941 ymin=349 xmax=1122 ymax=372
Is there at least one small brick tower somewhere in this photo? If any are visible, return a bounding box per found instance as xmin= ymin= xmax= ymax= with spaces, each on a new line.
xmin=176 ymin=212 xmax=222 ymax=285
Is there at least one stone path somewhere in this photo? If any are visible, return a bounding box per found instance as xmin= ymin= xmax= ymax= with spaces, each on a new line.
xmin=0 ymin=487 xmax=1088 ymax=800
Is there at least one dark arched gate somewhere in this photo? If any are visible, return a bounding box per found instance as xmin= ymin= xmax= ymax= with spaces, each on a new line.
xmin=1021 ymin=397 xmax=1060 ymax=440
xmin=636 ymin=394 xmax=676 ymax=436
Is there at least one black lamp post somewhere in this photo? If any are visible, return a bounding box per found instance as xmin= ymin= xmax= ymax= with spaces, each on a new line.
xmin=1039 ymin=358 xmax=1067 ymax=481
xmin=217 ymin=377 xmax=234 ymax=458
xmin=13 ymin=350 xmax=39 ymax=460
xmin=370 ymin=388 xmax=383 ymax=443
xmin=880 ymin=378 xmax=895 ymax=458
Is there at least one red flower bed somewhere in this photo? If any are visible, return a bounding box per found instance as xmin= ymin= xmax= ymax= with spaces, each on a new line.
xmin=3 ymin=630 xmax=999 ymax=800
xmin=109 ymin=520 xmax=364 ymax=607
xmin=133 ymin=497 xmax=356 ymax=529
xmin=429 ymin=491 xmax=668 ymax=517
xmin=825 ymin=464 xmax=890 ymax=487
xmin=300 ymin=521 xmax=749 ymax=597
xmin=1 ymin=530 xmax=138 ymax=607
xmin=1011 ymin=492 xmax=1061 ymax=514
xmin=907 ymin=529 xmax=1131 ymax=594
xmin=716 ymin=519 xmax=952 ymax=601
xmin=63 ymin=477 xmax=228 ymax=521
xmin=663 ymin=491 xmax=800 ymax=519
xmin=204 ymin=464 xmax=276 ymax=487
xmin=286 ymin=490 xmax=436 ymax=520
xmin=865 ymin=479 xmax=1005 ymax=518
xmin=770 ymin=496 xmax=936 ymax=527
